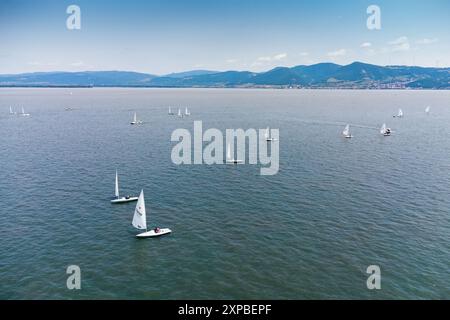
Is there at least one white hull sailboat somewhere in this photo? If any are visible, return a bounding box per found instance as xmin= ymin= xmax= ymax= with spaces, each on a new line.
xmin=264 ymin=127 xmax=277 ymax=142
xmin=130 ymin=112 xmax=143 ymax=125
xmin=185 ymin=107 xmax=191 ymax=116
xmin=380 ymin=123 xmax=391 ymax=136
xmin=9 ymin=106 xmax=16 ymax=115
xmin=226 ymin=143 xmax=243 ymax=164
xmin=177 ymin=108 xmax=183 ymax=118
xmin=132 ymin=190 xmax=172 ymax=238
xmin=20 ymin=107 xmax=30 ymax=116
xmin=342 ymin=124 xmax=353 ymax=138
xmin=394 ymin=108 xmax=403 ymax=118
xmin=111 ymin=171 xmax=138 ymax=204
xmin=425 ymin=106 xmax=431 ymax=115
xmin=168 ymin=107 xmax=174 ymax=115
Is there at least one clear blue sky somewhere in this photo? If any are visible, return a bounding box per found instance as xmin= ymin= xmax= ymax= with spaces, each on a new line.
xmin=0 ymin=0 xmax=449 ymax=74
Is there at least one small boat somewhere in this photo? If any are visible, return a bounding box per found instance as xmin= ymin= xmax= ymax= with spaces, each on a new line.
xmin=394 ymin=108 xmax=403 ymax=118
xmin=185 ymin=107 xmax=191 ymax=116
xmin=111 ymin=170 xmax=138 ymax=204
xmin=342 ymin=124 xmax=353 ymax=138
xmin=425 ymin=106 xmax=431 ymax=114
xmin=130 ymin=112 xmax=142 ymax=125
xmin=20 ymin=107 xmax=30 ymax=116
xmin=177 ymin=108 xmax=183 ymax=118
xmin=264 ymin=127 xmax=277 ymax=142
xmin=380 ymin=123 xmax=391 ymax=136
xmin=132 ymin=190 xmax=172 ymax=238
xmin=9 ymin=106 xmax=16 ymax=115
xmin=168 ymin=107 xmax=174 ymax=115
xmin=226 ymin=143 xmax=243 ymax=164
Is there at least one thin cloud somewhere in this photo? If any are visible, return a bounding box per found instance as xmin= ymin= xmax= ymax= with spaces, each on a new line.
xmin=360 ymin=42 xmax=372 ymax=48
xmin=388 ymin=36 xmax=410 ymax=52
xmin=327 ymin=49 xmax=347 ymax=57
xmin=416 ymin=38 xmax=438 ymax=45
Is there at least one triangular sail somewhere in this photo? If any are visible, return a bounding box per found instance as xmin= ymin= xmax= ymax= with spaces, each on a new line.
xmin=115 ymin=171 xmax=119 ymax=198
xmin=133 ymin=112 xmax=137 ymax=122
xmin=178 ymin=109 xmax=181 ymax=116
xmin=380 ymin=123 xmax=386 ymax=134
xmin=132 ymin=190 xmax=147 ymax=230
xmin=343 ymin=124 xmax=350 ymax=136
xmin=22 ymin=107 xmax=25 ymax=114
xmin=227 ymin=143 xmax=231 ymax=159
xmin=398 ymin=109 xmax=403 ymax=117
xmin=265 ymin=127 xmax=270 ymax=139
xmin=10 ymin=106 xmax=13 ymax=114
xmin=425 ymin=106 xmax=430 ymax=113
xmin=185 ymin=107 xmax=188 ymax=115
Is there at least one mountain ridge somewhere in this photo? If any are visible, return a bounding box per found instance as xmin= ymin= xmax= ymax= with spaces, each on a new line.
xmin=1 ymin=62 xmax=449 ymax=89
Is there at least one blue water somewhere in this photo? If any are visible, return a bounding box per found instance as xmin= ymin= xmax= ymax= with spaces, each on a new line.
xmin=0 ymin=88 xmax=449 ymax=299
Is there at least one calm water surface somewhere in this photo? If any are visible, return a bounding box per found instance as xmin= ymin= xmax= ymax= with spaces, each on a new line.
xmin=0 ymin=88 xmax=449 ymax=299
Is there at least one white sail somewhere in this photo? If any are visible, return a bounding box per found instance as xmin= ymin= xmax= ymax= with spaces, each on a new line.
xmin=133 ymin=112 xmax=137 ymax=123
xmin=115 ymin=171 xmax=119 ymax=198
xmin=398 ymin=109 xmax=403 ymax=117
xmin=380 ymin=123 xmax=386 ymax=134
xmin=22 ymin=107 xmax=25 ymax=114
xmin=168 ymin=107 xmax=172 ymax=114
xmin=178 ymin=108 xmax=182 ymax=116
xmin=227 ymin=143 xmax=231 ymax=159
xmin=9 ymin=106 xmax=13 ymax=114
xmin=265 ymin=127 xmax=270 ymax=139
xmin=132 ymin=190 xmax=147 ymax=230
xmin=343 ymin=124 xmax=350 ymax=136
xmin=425 ymin=106 xmax=430 ymax=113
xmin=185 ymin=107 xmax=189 ymax=115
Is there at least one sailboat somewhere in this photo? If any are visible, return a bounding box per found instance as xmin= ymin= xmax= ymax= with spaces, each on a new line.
xmin=226 ymin=143 xmax=243 ymax=164
xmin=168 ymin=107 xmax=174 ymax=115
xmin=380 ymin=123 xmax=391 ymax=136
xmin=342 ymin=124 xmax=353 ymax=138
xmin=20 ymin=107 xmax=30 ymax=116
xmin=111 ymin=170 xmax=138 ymax=204
xmin=130 ymin=112 xmax=142 ymax=125
xmin=9 ymin=106 xmax=16 ymax=115
xmin=185 ymin=107 xmax=191 ymax=116
xmin=264 ymin=127 xmax=277 ymax=142
xmin=132 ymin=190 xmax=172 ymax=238
xmin=394 ymin=108 xmax=403 ymax=118
xmin=425 ymin=106 xmax=431 ymax=114
xmin=177 ymin=108 xmax=183 ymax=118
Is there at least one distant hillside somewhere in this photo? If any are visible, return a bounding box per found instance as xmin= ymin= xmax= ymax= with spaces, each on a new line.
xmin=163 ymin=70 xmax=219 ymax=78
xmin=1 ymin=62 xmax=449 ymax=89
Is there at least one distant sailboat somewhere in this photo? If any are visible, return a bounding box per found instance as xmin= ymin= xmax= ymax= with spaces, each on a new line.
xmin=132 ymin=190 xmax=172 ymax=238
xmin=185 ymin=107 xmax=191 ymax=116
xmin=226 ymin=143 xmax=243 ymax=164
xmin=130 ymin=112 xmax=142 ymax=125
xmin=342 ymin=124 xmax=353 ymax=138
xmin=20 ymin=107 xmax=30 ymax=116
xmin=380 ymin=123 xmax=391 ymax=136
xmin=111 ymin=170 xmax=138 ymax=204
xmin=394 ymin=108 xmax=403 ymax=118
xmin=425 ymin=106 xmax=431 ymax=114
xmin=178 ymin=108 xmax=183 ymax=117
xmin=168 ymin=107 xmax=174 ymax=115
xmin=264 ymin=127 xmax=277 ymax=142
xmin=9 ymin=106 xmax=16 ymax=115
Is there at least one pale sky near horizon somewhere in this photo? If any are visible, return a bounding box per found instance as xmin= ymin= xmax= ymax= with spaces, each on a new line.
xmin=0 ymin=0 xmax=449 ymax=75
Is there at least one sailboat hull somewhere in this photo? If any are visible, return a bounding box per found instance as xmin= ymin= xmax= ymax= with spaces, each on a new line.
xmin=226 ymin=160 xmax=243 ymax=164
xmin=136 ymin=228 xmax=172 ymax=238
xmin=111 ymin=196 xmax=139 ymax=204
